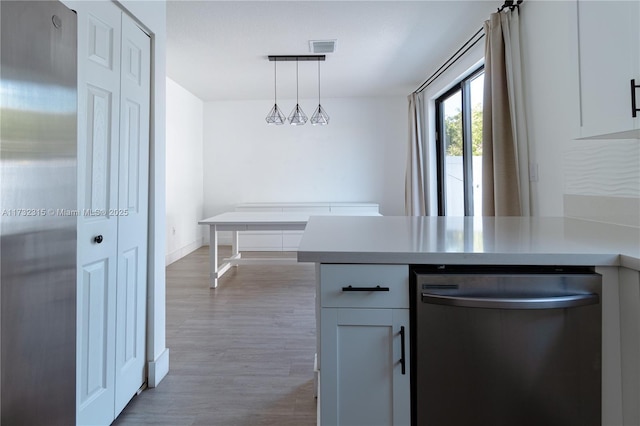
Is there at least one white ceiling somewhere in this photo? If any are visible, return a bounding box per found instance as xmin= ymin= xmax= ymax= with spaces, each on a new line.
xmin=166 ymin=1 xmax=502 ymax=101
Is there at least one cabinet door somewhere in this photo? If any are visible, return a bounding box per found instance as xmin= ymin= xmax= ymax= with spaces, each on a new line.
xmin=320 ymin=308 xmax=410 ymax=426
xmin=577 ymin=0 xmax=640 ymax=139
xmin=619 ymin=267 xmax=640 ymax=426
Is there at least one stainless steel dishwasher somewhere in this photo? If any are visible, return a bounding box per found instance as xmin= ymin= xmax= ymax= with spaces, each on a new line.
xmin=410 ymin=265 xmax=601 ymax=426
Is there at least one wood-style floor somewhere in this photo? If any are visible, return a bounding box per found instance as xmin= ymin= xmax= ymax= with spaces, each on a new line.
xmin=113 ymin=246 xmax=317 ymax=426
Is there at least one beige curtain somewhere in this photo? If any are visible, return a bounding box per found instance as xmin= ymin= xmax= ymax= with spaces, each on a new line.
xmin=405 ymin=92 xmax=428 ymax=216
xmin=482 ymin=10 xmax=530 ymax=216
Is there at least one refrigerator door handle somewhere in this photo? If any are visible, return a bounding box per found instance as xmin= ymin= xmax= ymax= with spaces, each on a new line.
xmin=421 ymin=293 xmax=599 ymax=310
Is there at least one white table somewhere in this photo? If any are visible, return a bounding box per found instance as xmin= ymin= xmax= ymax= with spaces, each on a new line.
xmin=198 ymin=212 xmax=323 ymax=288
xmin=199 ymin=211 xmax=382 ymax=287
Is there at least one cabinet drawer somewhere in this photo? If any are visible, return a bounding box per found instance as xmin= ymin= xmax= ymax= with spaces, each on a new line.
xmin=320 ymin=264 xmax=409 ymax=308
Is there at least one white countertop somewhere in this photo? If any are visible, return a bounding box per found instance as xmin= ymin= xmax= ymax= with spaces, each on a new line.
xmin=297 ymin=216 xmax=640 ymax=270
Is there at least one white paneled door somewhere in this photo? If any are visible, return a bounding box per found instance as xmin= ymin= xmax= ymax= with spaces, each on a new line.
xmin=76 ymin=3 xmax=121 ymax=423
xmin=74 ymin=2 xmax=150 ymax=425
xmin=114 ymin=13 xmax=150 ymax=416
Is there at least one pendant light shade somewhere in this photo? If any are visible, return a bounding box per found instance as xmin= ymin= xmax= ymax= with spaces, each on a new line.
xmin=266 ymin=55 xmax=327 ymax=127
xmin=288 ymin=59 xmax=308 ymax=126
xmin=265 ymin=61 xmax=285 ymax=125
xmin=310 ymin=60 xmax=329 ymax=125
xmin=310 ymin=104 xmax=329 ymax=126
xmin=288 ymin=104 xmax=308 ymax=126
xmin=266 ymin=104 xmax=285 ymax=125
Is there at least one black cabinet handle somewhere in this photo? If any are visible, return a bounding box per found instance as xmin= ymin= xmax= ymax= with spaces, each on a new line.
xmin=94 ymin=235 xmax=103 ymax=244
xmin=399 ymin=326 xmax=406 ymax=375
xmin=341 ymin=285 xmax=390 ymax=292
xmin=632 ymin=79 xmax=639 ymax=118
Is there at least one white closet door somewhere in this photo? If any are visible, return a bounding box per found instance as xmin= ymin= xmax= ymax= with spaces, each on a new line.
xmin=114 ymin=13 xmax=150 ymax=414
xmin=74 ymin=2 xmax=151 ymax=424
xmin=75 ymin=2 xmax=121 ymax=425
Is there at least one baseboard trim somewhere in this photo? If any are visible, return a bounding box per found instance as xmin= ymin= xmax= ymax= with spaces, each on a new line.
xmin=166 ymin=238 xmax=204 ymax=265
xmin=147 ymin=348 xmax=169 ymax=388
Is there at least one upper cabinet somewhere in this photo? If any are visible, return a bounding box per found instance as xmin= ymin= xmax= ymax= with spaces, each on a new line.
xmin=575 ymin=0 xmax=640 ymax=139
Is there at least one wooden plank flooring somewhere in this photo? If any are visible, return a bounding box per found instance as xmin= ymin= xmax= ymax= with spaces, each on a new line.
xmin=113 ymin=246 xmax=317 ymax=426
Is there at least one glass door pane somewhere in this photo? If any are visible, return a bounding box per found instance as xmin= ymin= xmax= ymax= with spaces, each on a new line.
xmin=470 ymin=73 xmax=484 ymax=216
xmin=442 ymin=90 xmax=464 ymax=216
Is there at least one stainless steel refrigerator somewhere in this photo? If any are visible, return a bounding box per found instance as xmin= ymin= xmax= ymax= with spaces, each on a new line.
xmin=1 ymin=1 xmax=77 ymax=424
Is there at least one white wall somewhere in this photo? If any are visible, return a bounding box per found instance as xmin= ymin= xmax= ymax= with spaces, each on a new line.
xmin=519 ymin=0 xmax=574 ymax=217
xmin=166 ymin=78 xmax=205 ymax=264
xmin=520 ymin=1 xmax=639 ymax=225
xmin=202 ymin=96 xmax=407 ymax=222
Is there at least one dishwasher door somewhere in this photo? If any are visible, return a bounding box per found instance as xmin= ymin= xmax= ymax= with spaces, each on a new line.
xmin=411 ymin=266 xmax=601 ymax=426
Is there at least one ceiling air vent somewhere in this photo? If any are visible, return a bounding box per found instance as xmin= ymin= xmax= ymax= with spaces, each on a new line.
xmin=309 ymin=40 xmax=336 ymax=54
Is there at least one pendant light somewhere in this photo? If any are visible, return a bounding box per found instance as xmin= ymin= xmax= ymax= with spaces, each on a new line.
xmin=310 ymin=60 xmax=330 ymax=125
xmin=265 ymin=60 xmax=285 ymax=125
xmin=288 ymin=59 xmax=308 ymax=126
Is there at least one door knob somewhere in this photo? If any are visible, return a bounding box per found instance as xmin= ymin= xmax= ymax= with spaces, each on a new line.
xmin=94 ymin=235 xmax=104 ymax=244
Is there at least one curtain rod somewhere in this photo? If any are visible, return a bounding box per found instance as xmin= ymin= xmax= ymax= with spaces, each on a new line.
xmin=498 ymin=0 xmax=523 ymax=13
xmin=413 ymin=27 xmax=484 ymax=94
xmin=413 ymin=0 xmax=523 ymax=94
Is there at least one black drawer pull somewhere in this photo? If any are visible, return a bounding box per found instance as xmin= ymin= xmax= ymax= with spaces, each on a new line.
xmin=632 ymin=79 xmax=639 ymax=118
xmin=342 ymin=285 xmax=390 ymax=292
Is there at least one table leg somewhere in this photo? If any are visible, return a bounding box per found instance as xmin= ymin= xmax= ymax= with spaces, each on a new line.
xmin=232 ymin=231 xmax=239 ymax=267
xmin=209 ymin=225 xmax=219 ymax=288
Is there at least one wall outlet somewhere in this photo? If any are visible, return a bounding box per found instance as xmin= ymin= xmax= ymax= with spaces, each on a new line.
xmin=529 ymin=162 xmax=539 ymax=182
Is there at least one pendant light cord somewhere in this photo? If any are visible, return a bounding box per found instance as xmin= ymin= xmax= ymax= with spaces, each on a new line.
xmin=274 ymin=61 xmax=277 ymax=103
xmin=296 ymin=59 xmax=299 ymax=104
xmin=317 ymin=60 xmax=321 ymax=105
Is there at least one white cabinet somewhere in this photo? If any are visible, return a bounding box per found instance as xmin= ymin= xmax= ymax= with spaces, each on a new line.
xmin=318 ymin=265 xmax=410 ymax=426
xmin=235 ymin=202 xmax=379 ymax=251
xmin=619 ymin=267 xmax=640 ymax=426
xmin=576 ymin=0 xmax=640 ymax=139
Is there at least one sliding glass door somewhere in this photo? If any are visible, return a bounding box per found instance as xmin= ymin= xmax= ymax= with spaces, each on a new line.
xmin=435 ymin=67 xmax=484 ymax=216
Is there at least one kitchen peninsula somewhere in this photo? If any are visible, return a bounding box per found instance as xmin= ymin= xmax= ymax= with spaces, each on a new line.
xmin=297 ymin=215 xmax=640 ymax=426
